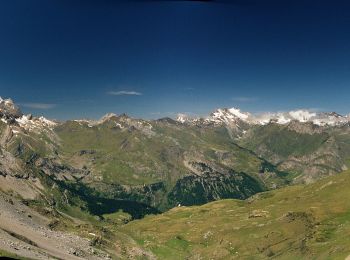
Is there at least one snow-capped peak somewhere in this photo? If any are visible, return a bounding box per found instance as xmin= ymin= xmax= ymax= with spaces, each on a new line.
xmin=288 ymin=110 xmax=317 ymax=122
xmin=0 ymin=96 xmax=22 ymax=118
xmin=253 ymin=109 xmax=349 ymax=126
xmin=209 ymin=108 xmax=251 ymax=125
xmin=228 ymin=108 xmax=250 ymax=120
xmin=176 ymin=107 xmax=350 ymax=127
xmin=84 ymin=113 xmax=120 ymax=127
xmin=15 ymin=114 xmax=57 ymax=131
xmin=38 ymin=116 xmax=57 ymax=127
xmin=100 ymin=113 xmax=118 ymax=121
xmin=176 ymin=114 xmax=189 ymax=123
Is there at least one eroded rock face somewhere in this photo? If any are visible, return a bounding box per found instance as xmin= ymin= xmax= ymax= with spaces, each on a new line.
xmin=34 ymin=158 xmax=90 ymax=181
xmin=286 ymin=121 xmax=323 ymax=134
xmin=0 ymin=98 xmax=22 ymax=119
xmin=0 ymin=150 xmax=29 ymax=179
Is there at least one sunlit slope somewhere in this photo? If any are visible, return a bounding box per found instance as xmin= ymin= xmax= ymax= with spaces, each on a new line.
xmin=54 ymin=117 xmax=290 ymax=209
xmin=122 ymin=170 xmax=350 ymax=259
xmin=239 ymin=122 xmax=350 ymax=183
xmin=55 ymin=118 xmax=286 ymax=186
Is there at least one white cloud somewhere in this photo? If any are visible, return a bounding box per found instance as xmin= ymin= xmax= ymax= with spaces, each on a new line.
xmin=19 ymin=103 xmax=56 ymax=109
xmin=107 ymin=91 xmax=142 ymax=96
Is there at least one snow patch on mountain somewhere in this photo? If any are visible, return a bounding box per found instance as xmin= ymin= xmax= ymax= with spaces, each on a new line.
xmin=89 ymin=113 xmax=118 ymax=126
xmin=176 ymin=114 xmax=190 ymax=123
xmin=0 ymin=97 xmax=57 ymax=133
xmin=288 ymin=110 xmax=316 ymax=122
xmin=176 ymin=107 xmax=350 ymax=127
xmin=210 ymin=108 xmax=251 ymax=125
xmin=228 ymin=108 xmax=250 ymax=120
xmin=15 ymin=115 xmax=57 ymax=131
xmin=0 ymin=97 xmax=22 ymax=118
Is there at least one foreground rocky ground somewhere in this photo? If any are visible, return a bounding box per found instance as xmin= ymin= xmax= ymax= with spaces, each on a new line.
xmin=0 ymin=191 xmax=111 ymax=260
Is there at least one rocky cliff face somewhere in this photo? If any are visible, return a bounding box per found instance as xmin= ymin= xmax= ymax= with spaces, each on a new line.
xmin=0 ymin=98 xmax=22 ymax=120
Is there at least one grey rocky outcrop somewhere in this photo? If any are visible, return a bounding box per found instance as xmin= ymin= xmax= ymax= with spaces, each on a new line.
xmin=0 ymin=98 xmax=23 ymax=119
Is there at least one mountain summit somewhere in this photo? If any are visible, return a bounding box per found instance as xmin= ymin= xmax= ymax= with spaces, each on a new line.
xmin=177 ymin=107 xmax=350 ymax=127
xmin=0 ymin=97 xmax=22 ymax=119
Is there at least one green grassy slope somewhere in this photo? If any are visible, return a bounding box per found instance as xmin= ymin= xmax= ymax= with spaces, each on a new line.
xmin=0 ymin=116 xmax=288 ymax=222
xmin=0 ymin=249 xmax=30 ymax=259
xmin=55 ymin=120 xmax=280 ymax=185
xmin=240 ymin=124 xmax=329 ymax=158
xmin=238 ymin=123 xmax=349 ymax=183
xmin=54 ymin=118 xmax=291 ymax=210
xmin=122 ymin=170 xmax=350 ymax=259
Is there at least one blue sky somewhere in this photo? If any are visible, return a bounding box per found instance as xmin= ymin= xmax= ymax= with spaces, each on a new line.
xmin=1 ymin=0 xmax=350 ymax=120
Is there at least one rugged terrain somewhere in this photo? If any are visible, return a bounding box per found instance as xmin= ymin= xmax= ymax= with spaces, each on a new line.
xmin=2 ymin=96 xmax=350 ymax=259
xmin=0 ymin=191 xmax=110 ymax=260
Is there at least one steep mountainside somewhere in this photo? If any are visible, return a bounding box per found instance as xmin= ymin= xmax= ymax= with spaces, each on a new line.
xmin=54 ymin=115 xmax=289 ymax=210
xmin=0 ymin=97 xmax=289 ymax=214
xmin=179 ymin=107 xmax=350 ymax=184
xmin=2 ymin=96 xmax=350 ymax=214
xmin=2 ymin=97 xmax=350 ymax=259
xmin=238 ymin=122 xmax=350 ymax=183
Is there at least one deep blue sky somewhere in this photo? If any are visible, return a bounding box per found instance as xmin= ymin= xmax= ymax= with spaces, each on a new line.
xmin=1 ymin=0 xmax=350 ymax=120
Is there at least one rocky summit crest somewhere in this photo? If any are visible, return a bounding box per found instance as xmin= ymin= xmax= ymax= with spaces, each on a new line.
xmin=0 ymin=97 xmax=23 ymax=119
xmin=177 ymin=107 xmax=350 ymax=127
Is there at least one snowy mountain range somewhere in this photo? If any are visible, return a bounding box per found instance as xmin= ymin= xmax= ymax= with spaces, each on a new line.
xmin=1 ymin=96 xmax=349 ymax=131
xmin=0 ymin=97 xmax=57 ymax=133
xmin=177 ymin=107 xmax=350 ymax=126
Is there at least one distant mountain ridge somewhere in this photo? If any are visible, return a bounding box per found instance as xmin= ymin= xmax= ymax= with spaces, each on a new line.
xmin=1 ymin=95 xmax=350 ymax=206
xmin=177 ymin=107 xmax=350 ymax=126
xmin=2 ymin=95 xmax=348 ymax=129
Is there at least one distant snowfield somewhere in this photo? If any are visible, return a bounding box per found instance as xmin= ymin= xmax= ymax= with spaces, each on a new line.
xmin=177 ymin=107 xmax=350 ymax=126
xmin=1 ymin=95 xmax=349 ymax=128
